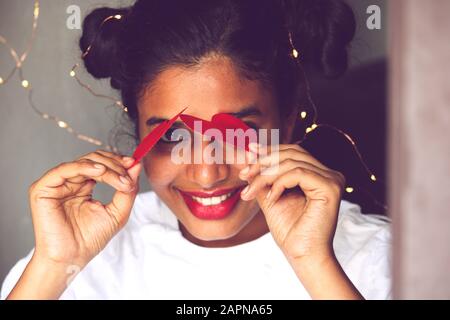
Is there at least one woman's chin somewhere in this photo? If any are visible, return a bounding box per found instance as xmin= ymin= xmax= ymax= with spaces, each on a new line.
xmin=177 ymin=205 xmax=261 ymax=244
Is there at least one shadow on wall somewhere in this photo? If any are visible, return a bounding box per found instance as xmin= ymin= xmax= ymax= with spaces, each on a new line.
xmin=300 ymin=59 xmax=387 ymax=215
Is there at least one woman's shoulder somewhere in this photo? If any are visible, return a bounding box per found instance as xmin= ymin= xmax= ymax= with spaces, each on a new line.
xmin=338 ymin=198 xmax=389 ymax=229
xmin=334 ymin=200 xmax=392 ymax=299
xmin=335 ymin=200 xmax=391 ymax=252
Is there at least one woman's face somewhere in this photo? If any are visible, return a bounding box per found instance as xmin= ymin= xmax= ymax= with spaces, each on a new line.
xmin=137 ymin=55 xmax=282 ymax=243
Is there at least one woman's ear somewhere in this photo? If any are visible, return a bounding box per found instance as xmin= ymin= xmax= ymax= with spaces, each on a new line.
xmin=281 ymin=80 xmax=304 ymax=144
xmin=281 ymin=109 xmax=297 ymax=144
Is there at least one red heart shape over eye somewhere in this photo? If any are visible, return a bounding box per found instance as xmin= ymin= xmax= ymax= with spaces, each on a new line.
xmin=131 ymin=108 xmax=187 ymax=167
xmin=179 ymin=113 xmax=256 ymax=151
xmin=130 ymin=110 xmax=257 ymax=168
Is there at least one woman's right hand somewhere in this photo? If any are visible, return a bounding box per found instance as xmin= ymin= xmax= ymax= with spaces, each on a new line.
xmin=28 ymin=150 xmax=142 ymax=269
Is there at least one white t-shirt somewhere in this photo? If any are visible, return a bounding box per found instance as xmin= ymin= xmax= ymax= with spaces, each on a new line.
xmin=1 ymin=191 xmax=392 ymax=300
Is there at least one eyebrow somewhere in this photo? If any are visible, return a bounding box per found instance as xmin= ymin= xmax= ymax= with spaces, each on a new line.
xmin=229 ymin=106 xmax=262 ymax=119
xmin=145 ymin=106 xmax=262 ymax=127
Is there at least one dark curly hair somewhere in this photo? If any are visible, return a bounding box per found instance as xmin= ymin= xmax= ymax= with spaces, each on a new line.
xmin=79 ymin=0 xmax=356 ymax=141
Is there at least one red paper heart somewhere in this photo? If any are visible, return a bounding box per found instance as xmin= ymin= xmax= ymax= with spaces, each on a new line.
xmin=179 ymin=113 xmax=255 ymax=151
xmin=130 ymin=110 xmax=256 ymax=168
xmin=130 ymin=108 xmax=187 ymax=168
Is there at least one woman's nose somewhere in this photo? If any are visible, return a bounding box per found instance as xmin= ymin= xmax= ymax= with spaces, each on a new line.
xmin=188 ymin=162 xmax=230 ymax=189
xmin=185 ymin=135 xmax=230 ymax=188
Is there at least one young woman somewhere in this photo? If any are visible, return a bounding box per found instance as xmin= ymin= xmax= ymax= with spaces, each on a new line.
xmin=2 ymin=0 xmax=391 ymax=300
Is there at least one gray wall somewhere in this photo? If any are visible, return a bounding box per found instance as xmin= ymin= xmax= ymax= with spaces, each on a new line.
xmin=0 ymin=0 xmax=386 ymax=284
xmin=390 ymin=0 xmax=450 ymax=299
xmin=349 ymin=0 xmax=387 ymax=66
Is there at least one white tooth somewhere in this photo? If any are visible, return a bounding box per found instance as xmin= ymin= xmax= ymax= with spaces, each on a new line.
xmin=190 ymin=191 xmax=237 ymax=206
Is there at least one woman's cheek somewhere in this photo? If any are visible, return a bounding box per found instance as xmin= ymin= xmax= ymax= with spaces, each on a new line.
xmin=144 ymin=150 xmax=180 ymax=188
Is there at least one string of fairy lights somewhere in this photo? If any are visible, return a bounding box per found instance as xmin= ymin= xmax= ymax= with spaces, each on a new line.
xmin=0 ymin=0 xmax=387 ymax=210
xmin=0 ymin=0 xmax=118 ymax=152
xmin=70 ymin=13 xmax=128 ymax=114
xmin=287 ymin=31 xmax=386 ymax=210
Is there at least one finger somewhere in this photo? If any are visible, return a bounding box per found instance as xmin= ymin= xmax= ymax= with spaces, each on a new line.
xmin=241 ymin=145 xmax=331 ymax=181
xmin=52 ymin=179 xmax=97 ymax=201
xmin=36 ymin=161 xmax=107 ymax=189
xmin=63 ymin=158 xmax=132 ymax=191
xmin=244 ymin=149 xmax=258 ymax=165
xmin=241 ymin=159 xmax=335 ymax=201
xmin=278 ymin=143 xmax=310 ymax=153
xmin=95 ymin=150 xmax=135 ymax=169
xmin=79 ymin=152 xmax=131 ymax=179
xmin=266 ymin=167 xmax=343 ymax=208
xmin=60 ymin=180 xmax=98 ymax=209
xmin=67 ymin=158 xmax=135 ymax=193
xmin=249 ymin=142 xmax=309 ymax=154
xmin=87 ymin=165 xmax=136 ymax=193
xmin=105 ymin=163 xmax=142 ymax=229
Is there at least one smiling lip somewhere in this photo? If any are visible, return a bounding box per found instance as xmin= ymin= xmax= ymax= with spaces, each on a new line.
xmin=178 ymin=187 xmax=244 ymax=220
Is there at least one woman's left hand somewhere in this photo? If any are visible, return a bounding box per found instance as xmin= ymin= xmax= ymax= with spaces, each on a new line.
xmin=239 ymin=143 xmax=346 ymax=263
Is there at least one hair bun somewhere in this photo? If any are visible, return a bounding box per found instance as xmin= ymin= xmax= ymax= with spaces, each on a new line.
xmin=79 ymin=7 xmax=129 ymax=82
xmin=284 ymin=0 xmax=356 ymax=77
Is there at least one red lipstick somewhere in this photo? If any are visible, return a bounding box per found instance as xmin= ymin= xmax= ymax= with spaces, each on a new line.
xmin=178 ymin=187 xmax=244 ymax=220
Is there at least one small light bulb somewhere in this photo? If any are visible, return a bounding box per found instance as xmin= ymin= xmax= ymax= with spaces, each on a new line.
xmin=58 ymin=121 xmax=68 ymax=128
xmin=116 ymin=101 xmax=128 ymax=112
xmin=70 ymin=70 xmax=76 ymax=77
xmin=114 ymin=14 xmax=122 ymax=19
xmin=300 ymin=111 xmax=307 ymax=119
xmin=34 ymin=4 xmax=39 ymax=18
xmin=0 ymin=77 xmax=4 ymax=85
xmin=311 ymin=124 xmax=318 ymax=130
xmin=292 ymin=49 xmax=299 ymax=59
xmin=306 ymin=127 xmax=312 ymax=134
xmin=21 ymin=80 xmax=29 ymax=88
xmin=370 ymin=174 xmax=377 ymax=182
xmin=345 ymin=187 xmax=354 ymax=193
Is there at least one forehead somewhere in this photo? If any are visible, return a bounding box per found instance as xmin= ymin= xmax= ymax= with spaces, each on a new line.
xmin=137 ymin=56 xmax=276 ymax=119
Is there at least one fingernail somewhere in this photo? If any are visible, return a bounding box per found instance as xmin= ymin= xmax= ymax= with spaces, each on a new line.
xmin=240 ymin=166 xmax=250 ymax=176
xmin=123 ymin=157 xmax=134 ymax=163
xmin=94 ymin=164 xmax=104 ymax=170
xmin=241 ymin=185 xmax=250 ymax=198
xmin=246 ymin=152 xmax=257 ymax=164
xmin=249 ymin=143 xmax=259 ymax=152
xmin=120 ymin=175 xmax=131 ymax=185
